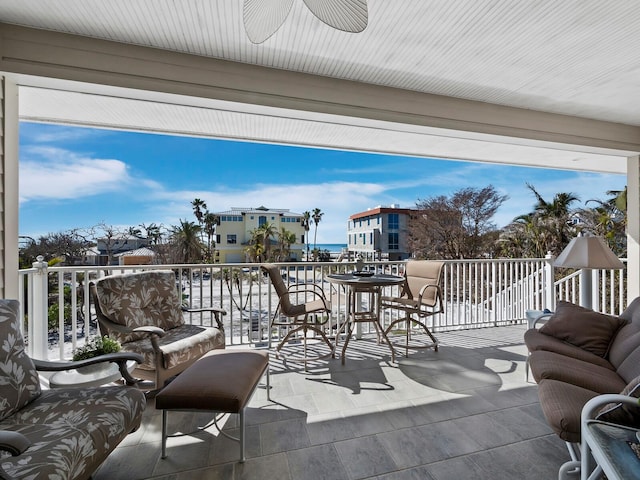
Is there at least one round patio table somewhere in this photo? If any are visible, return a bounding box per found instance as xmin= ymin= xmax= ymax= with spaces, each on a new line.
xmin=326 ymin=272 xmax=404 ymax=364
xmin=49 ymin=360 xmax=137 ymax=388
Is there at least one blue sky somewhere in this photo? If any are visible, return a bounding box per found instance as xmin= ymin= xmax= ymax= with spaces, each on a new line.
xmin=19 ymin=122 xmax=627 ymax=243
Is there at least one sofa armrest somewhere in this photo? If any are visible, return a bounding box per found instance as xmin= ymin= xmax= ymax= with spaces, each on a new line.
xmin=33 ymin=352 xmax=144 ymax=385
xmin=0 ymin=430 xmax=31 ymax=456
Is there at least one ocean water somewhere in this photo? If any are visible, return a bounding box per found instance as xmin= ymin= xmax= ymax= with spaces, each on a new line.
xmin=314 ymin=243 xmax=347 ymax=253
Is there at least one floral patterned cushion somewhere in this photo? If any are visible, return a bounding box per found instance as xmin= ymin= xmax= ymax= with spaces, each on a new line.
xmin=0 ymin=386 xmax=146 ymax=480
xmin=124 ymin=323 xmax=226 ymax=370
xmin=0 ymin=299 xmax=41 ymax=421
xmin=95 ymin=270 xmax=185 ymax=344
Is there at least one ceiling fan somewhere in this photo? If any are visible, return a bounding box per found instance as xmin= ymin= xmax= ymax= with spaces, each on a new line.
xmin=243 ymin=0 xmax=368 ymax=44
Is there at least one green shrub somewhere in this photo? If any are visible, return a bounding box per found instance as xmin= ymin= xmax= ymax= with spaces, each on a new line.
xmin=72 ymin=336 xmax=121 ymax=361
xmin=47 ymin=303 xmax=72 ymax=331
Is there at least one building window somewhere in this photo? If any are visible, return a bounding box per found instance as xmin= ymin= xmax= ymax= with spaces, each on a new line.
xmin=227 ymin=234 xmax=237 ymax=244
xmin=259 ymin=215 xmax=267 ymax=226
xmin=388 ymin=232 xmax=399 ymax=250
xmin=388 ymin=213 xmax=399 ymax=229
xmin=370 ymin=232 xmax=373 ymax=244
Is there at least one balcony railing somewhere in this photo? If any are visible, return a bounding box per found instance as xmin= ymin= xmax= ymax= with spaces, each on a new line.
xmin=18 ymin=256 xmax=628 ymax=360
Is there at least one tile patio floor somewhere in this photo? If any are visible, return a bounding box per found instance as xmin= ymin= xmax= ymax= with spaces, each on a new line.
xmin=94 ymin=325 xmax=569 ymax=479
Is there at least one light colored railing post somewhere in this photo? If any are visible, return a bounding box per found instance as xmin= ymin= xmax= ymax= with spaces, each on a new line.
xmin=544 ymin=252 xmax=556 ymax=311
xmin=31 ymin=256 xmax=49 ymax=359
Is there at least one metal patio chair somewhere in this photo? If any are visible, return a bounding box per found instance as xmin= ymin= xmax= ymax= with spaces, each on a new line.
xmin=380 ymin=260 xmax=444 ymax=357
xmin=261 ymin=263 xmax=334 ymax=365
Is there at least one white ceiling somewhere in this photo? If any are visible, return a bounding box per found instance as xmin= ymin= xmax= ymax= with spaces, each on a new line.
xmin=2 ymin=0 xmax=640 ymax=173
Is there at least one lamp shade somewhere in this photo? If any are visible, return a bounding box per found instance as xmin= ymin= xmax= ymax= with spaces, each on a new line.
xmin=554 ymin=236 xmax=624 ymax=269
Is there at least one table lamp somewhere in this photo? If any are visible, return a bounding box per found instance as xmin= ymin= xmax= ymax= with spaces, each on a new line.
xmin=554 ymin=233 xmax=624 ymax=310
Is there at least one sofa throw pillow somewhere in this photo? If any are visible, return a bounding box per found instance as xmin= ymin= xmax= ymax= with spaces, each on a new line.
xmin=0 ymin=299 xmax=42 ymax=421
xmin=596 ymin=376 xmax=640 ymax=427
xmin=539 ymin=300 xmax=627 ymax=357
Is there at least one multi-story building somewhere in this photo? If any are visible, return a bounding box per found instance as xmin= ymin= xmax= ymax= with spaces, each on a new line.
xmin=213 ymin=206 xmax=307 ymax=263
xmin=347 ymin=205 xmax=414 ymax=261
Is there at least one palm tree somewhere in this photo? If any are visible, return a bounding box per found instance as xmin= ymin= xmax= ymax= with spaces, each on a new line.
xmin=140 ymin=223 xmax=163 ymax=245
xmin=258 ymin=221 xmax=278 ymax=261
xmin=203 ymin=212 xmax=219 ymax=262
xmin=525 ymin=184 xmax=579 ymax=253
xmin=582 ymin=188 xmax=627 ymax=255
xmin=301 ymin=211 xmax=311 ymax=260
xmin=191 ymin=198 xmax=207 ymax=225
xmin=312 ymin=208 xmax=323 ymax=253
xmin=127 ymin=226 xmax=143 ymax=238
xmin=246 ymin=227 xmax=267 ymax=262
xmin=170 ymin=219 xmax=203 ymax=263
xmin=277 ymin=227 xmax=296 ymax=261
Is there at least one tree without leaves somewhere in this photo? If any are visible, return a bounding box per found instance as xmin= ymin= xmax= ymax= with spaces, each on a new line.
xmin=19 ymin=230 xmax=93 ymax=267
xmin=409 ymin=186 xmax=507 ymax=259
xmin=92 ymin=223 xmax=131 ymax=266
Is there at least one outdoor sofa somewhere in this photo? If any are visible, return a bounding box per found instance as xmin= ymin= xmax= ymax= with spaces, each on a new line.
xmin=525 ymin=298 xmax=640 ymax=445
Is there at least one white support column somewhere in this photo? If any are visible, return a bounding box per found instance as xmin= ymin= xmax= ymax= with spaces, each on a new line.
xmin=30 ymin=256 xmax=49 ymax=359
xmin=0 ymin=76 xmax=20 ymax=300
xmin=627 ymin=156 xmax=640 ymax=304
xmin=544 ymin=252 xmax=556 ymax=311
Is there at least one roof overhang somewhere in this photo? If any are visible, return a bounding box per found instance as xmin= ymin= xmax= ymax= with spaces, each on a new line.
xmin=3 ymin=22 xmax=639 ymax=175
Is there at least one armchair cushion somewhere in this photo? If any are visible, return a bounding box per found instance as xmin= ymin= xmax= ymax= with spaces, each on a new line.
xmin=95 ymin=270 xmax=185 ymax=343
xmin=539 ymin=301 xmax=626 ymax=357
xmin=125 ymin=324 xmax=226 ymax=370
xmin=0 ymin=300 xmax=41 ymax=422
xmin=0 ymin=386 xmax=145 ymax=480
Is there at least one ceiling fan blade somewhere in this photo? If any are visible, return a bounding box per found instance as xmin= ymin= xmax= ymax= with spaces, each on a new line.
xmin=243 ymin=0 xmax=295 ymax=44
xmin=302 ymin=0 xmax=368 ymax=33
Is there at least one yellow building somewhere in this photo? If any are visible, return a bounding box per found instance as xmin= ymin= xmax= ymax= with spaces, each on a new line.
xmin=214 ymin=206 xmax=307 ymax=263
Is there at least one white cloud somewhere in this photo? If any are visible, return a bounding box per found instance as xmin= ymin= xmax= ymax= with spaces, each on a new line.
xmin=19 ymin=146 xmax=132 ymax=202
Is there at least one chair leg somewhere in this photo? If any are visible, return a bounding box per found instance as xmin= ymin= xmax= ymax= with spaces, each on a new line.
xmin=384 ymin=315 xmax=438 ymax=356
xmin=239 ymin=409 xmax=246 ymax=462
xmin=276 ymin=326 xmax=305 ymax=352
xmin=161 ymin=410 xmax=168 ymax=459
xmin=341 ymin=320 xmax=355 ymax=365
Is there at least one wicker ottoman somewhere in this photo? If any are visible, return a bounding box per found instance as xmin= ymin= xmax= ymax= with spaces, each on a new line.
xmin=155 ymin=349 xmax=270 ymax=462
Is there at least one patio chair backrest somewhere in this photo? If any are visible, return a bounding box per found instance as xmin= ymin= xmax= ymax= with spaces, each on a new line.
xmin=404 ymin=260 xmax=445 ymax=308
xmin=0 ymin=299 xmax=41 ymax=421
xmin=261 ymin=264 xmax=294 ymax=312
xmin=94 ymin=270 xmax=185 ymax=344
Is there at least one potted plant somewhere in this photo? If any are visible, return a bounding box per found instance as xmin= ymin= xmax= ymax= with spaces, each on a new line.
xmin=72 ymin=336 xmax=122 ymax=372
